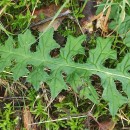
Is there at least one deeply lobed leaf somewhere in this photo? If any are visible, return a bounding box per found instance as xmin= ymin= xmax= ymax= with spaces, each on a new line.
xmin=0 ymin=28 xmax=130 ymax=116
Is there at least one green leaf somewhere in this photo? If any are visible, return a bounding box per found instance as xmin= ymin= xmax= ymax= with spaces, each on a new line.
xmin=67 ymin=71 xmax=99 ymax=104
xmin=47 ymin=70 xmax=68 ymax=98
xmin=124 ymin=31 xmax=130 ymax=47
xmin=80 ymin=84 xmax=99 ymax=104
xmin=12 ymin=62 xmax=28 ymax=80
xmin=116 ymin=53 xmax=130 ymax=99
xmin=27 ymin=67 xmax=49 ymax=90
xmin=0 ymin=37 xmax=14 ymax=71
xmin=109 ymin=15 xmax=130 ymax=47
xmin=109 ymin=15 xmax=130 ymax=36
xmin=0 ymin=28 xmax=130 ymax=116
xmin=60 ymin=35 xmax=86 ymax=62
xmin=87 ymin=37 xmax=116 ymax=68
xmin=102 ymin=76 xmax=127 ymax=116
xmin=67 ymin=72 xmax=83 ymax=92
xmin=18 ymin=29 xmax=35 ymax=50
xmin=37 ymin=28 xmax=60 ymax=60
xmin=96 ymin=1 xmax=119 ymax=19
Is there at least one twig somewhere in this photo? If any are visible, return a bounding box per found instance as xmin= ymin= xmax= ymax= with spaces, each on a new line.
xmin=87 ymin=111 xmax=104 ymax=130
xmin=30 ymin=10 xmax=71 ymax=28
xmin=0 ymin=96 xmax=26 ymax=99
xmin=28 ymin=114 xmax=87 ymax=126
xmin=45 ymin=98 xmax=55 ymax=110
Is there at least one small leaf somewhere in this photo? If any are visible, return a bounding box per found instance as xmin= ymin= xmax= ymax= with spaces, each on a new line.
xmin=37 ymin=28 xmax=60 ymax=60
xmin=60 ymin=35 xmax=86 ymax=62
xmin=124 ymin=31 xmax=130 ymax=47
xmin=80 ymin=84 xmax=99 ymax=104
xmin=116 ymin=53 xmax=130 ymax=99
xmin=0 ymin=37 xmax=14 ymax=71
xmin=102 ymin=76 xmax=127 ymax=116
xmin=18 ymin=29 xmax=35 ymax=50
xmin=27 ymin=67 xmax=48 ymax=90
xmin=67 ymin=72 xmax=83 ymax=92
xmin=47 ymin=70 xmax=68 ymax=98
xmin=109 ymin=15 xmax=130 ymax=35
xmin=87 ymin=37 xmax=116 ymax=68
xmin=12 ymin=62 xmax=28 ymax=80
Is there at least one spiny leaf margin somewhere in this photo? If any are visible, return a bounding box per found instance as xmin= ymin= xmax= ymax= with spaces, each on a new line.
xmin=0 ymin=28 xmax=130 ymax=116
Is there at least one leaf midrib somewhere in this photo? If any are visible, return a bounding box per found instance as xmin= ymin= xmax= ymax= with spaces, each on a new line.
xmin=1 ymin=49 xmax=130 ymax=80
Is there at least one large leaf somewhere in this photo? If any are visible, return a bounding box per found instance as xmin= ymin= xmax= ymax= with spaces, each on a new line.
xmin=0 ymin=28 xmax=130 ymax=116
